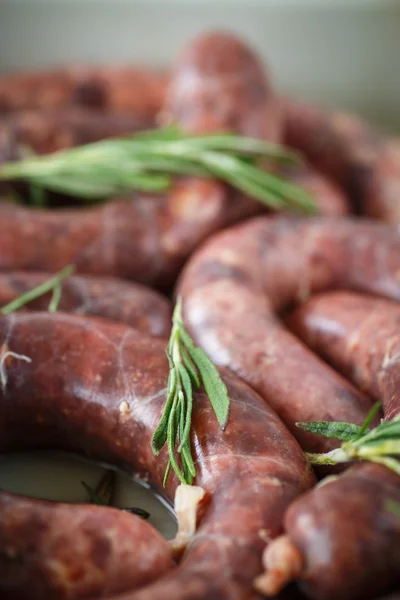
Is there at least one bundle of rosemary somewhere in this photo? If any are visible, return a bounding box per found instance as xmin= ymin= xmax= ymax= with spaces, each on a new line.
xmin=298 ymin=402 xmax=400 ymax=475
xmin=0 ymin=126 xmax=315 ymax=213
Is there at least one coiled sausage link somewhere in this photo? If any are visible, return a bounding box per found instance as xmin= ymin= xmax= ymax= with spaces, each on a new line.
xmin=288 ymin=291 xmax=400 ymax=420
xmin=0 ymin=312 xmax=313 ymax=600
xmin=0 ymin=32 xmax=274 ymax=288
xmin=177 ymin=215 xmax=400 ymax=454
xmin=0 ymin=66 xmax=168 ymax=115
xmin=0 ymin=491 xmax=174 ymax=600
xmin=256 ymin=463 xmax=400 ymax=600
xmin=283 ymin=98 xmax=400 ymax=223
xmin=0 ymin=33 xmax=349 ymax=289
xmin=0 ymin=272 xmax=172 ymax=336
xmin=0 ymin=108 xmax=155 ymax=156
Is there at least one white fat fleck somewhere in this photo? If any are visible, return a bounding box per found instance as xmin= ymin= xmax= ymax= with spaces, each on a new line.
xmin=170 ymin=484 xmax=206 ymax=557
xmin=381 ymin=341 xmax=400 ymax=370
xmin=0 ymin=350 xmax=31 ymax=391
xmin=119 ymin=400 xmax=130 ymax=414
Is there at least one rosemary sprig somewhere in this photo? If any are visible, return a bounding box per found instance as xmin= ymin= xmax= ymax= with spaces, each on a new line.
xmin=152 ymin=296 xmax=230 ymax=486
xmin=386 ymin=500 xmax=400 ymax=518
xmin=0 ymin=264 xmax=75 ymax=315
xmin=82 ymin=470 xmax=150 ymax=519
xmin=0 ymin=126 xmax=315 ymax=213
xmin=297 ymin=403 xmax=400 ymax=475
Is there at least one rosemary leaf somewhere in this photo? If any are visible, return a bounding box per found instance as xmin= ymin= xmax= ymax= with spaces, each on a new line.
xmin=167 ymin=392 xmax=186 ymax=484
xmin=48 ymin=284 xmax=62 ymax=312
xmin=30 ymin=183 xmax=47 ymax=206
xmin=296 ymin=420 xmax=363 ymax=442
xmin=177 ymin=363 xmax=193 ymax=452
xmin=386 ymin=500 xmax=400 ymax=518
xmin=181 ymin=347 xmax=201 ymax=389
xmin=151 ymin=367 xmax=177 ymax=455
xmin=184 ymin=343 xmax=230 ymax=431
xmin=301 ymin=410 xmax=400 ymax=475
xmin=354 ymin=402 xmax=382 ymax=440
xmin=163 ymin=460 xmax=172 ymax=488
xmin=0 ymin=126 xmax=315 ymax=213
xmin=0 ymin=264 xmax=75 ymax=315
xmin=81 ymin=481 xmax=107 ymax=506
xmin=153 ymin=296 xmax=231 ymax=486
xmin=124 ymin=507 xmax=151 ymax=519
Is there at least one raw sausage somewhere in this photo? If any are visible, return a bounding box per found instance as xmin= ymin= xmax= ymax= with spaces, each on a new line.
xmin=161 ymin=31 xmax=280 ymax=140
xmin=0 ymin=33 xmax=348 ymax=288
xmin=0 ymin=66 xmax=168 ymax=116
xmin=0 ymin=311 xmax=314 ymax=599
xmin=283 ymin=98 xmax=400 ymax=223
xmin=0 ymin=490 xmax=173 ymax=600
xmin=0 ymin=272 xmax=172 ymax=336
xmin=287 ymin=291 xmax=400 ymax=419
xmin=0 ymin=31 xmax=274 ymax=286
xmin=279 ymin=164 xmax=348 ymax=217
xmin=177 ymin=215 xmax=400 ymax=453
xmin=0 ymin=108 xmax=155 ymax=155
xmin=255 ymin=462 xmax=400 ymax=600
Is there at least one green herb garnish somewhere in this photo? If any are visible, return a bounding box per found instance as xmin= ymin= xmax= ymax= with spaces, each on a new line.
xmin=297 ymin=403 xmax=400 ymax=475
xmin=152 ymin=296 xmax=230 ymax=486
xmin=386 ymin=500 xmax=400 ymax=518
xmin=82 ymin=470 xmax=150 ymax=519
xmin=0 ymin=126 xmax=315 ymax=213
xmin=0 ymin=264 xmax=75 ymax=315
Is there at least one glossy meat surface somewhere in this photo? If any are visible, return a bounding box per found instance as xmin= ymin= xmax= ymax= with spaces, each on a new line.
xmin=283 ymin=99 xmax=400 ymax=223
xmin=0 ymin=272 xmax=172 ymax=336
xmin=271 ymin=463 xmax=400 ymax=600
xmin=0 ymin=490 xmax=173 ymax=600
xmin=288 ymin=291 xmax=400 ymax=420
xmin=178 ymin=215 xmax=400 ymax=452
xmin=0 ymin=312 xmax=313 ymax=600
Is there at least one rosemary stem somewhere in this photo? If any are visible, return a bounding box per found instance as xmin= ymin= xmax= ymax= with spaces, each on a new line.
xmin=0 ymin=265 xmax=75 ymax=315
xmin=306 ymin=447 xmax=350 ymax=466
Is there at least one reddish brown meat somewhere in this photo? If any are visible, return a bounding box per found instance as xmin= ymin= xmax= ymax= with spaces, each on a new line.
xmin=255 ymin=463 xmax=400 ymax=600
xmin=0 ymin=66 xmax=168 ymax=116
xmin=0 ymin=490 xmax=173 ymax=600
xmin=0 ymin=272 xmax=171 ymax=336
xmin=161 ymin=31 xmax=280 ymax=140
xmin=283 ymin=98 xmax=400 ymax=223
xmin=0 ymin=108 xmax=155 ymax=155
xmin=288 ymin=291 xmax=400 ymax=420
xmin=177 ymin=215 xmax=400 ymax=453
xmin=0 ymin=312 xmax=314 ymax=600
xmin=279 ymin=164 xmax=348 ymax=217
xmin=0 ymin=34 xmax=348 ymax=287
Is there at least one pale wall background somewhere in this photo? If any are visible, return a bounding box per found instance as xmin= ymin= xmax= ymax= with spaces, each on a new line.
xmin=0 ymin=0 xmax=399 ymax=130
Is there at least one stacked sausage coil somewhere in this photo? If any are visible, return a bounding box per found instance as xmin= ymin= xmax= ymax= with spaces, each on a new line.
xmin=0 ymin=30 xmax=399 ymax=600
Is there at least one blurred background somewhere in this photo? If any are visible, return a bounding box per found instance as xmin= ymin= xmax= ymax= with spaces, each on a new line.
xmin=0 ymin=0 xmax=399 ymax=131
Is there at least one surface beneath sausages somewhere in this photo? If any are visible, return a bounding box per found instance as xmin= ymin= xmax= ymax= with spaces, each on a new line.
xmin=0 ymin=312 xmax=313 ymax=600
xmin=261 ymin=463 xmax=400 ymax=600
xmin=288 ymin=291 xmax=400 ymax=420
xmin=283 ymin=98 xmax=400 ymax=223
xmin=0 ymin=66 xmax=168 ymax=115
xmin=0 ymin=272 xmax=172 ymax=336
xmin=178 ymin=215 xmax=400 ymax=453
xmin=0 ymin=490 xmax=173 ymax=600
